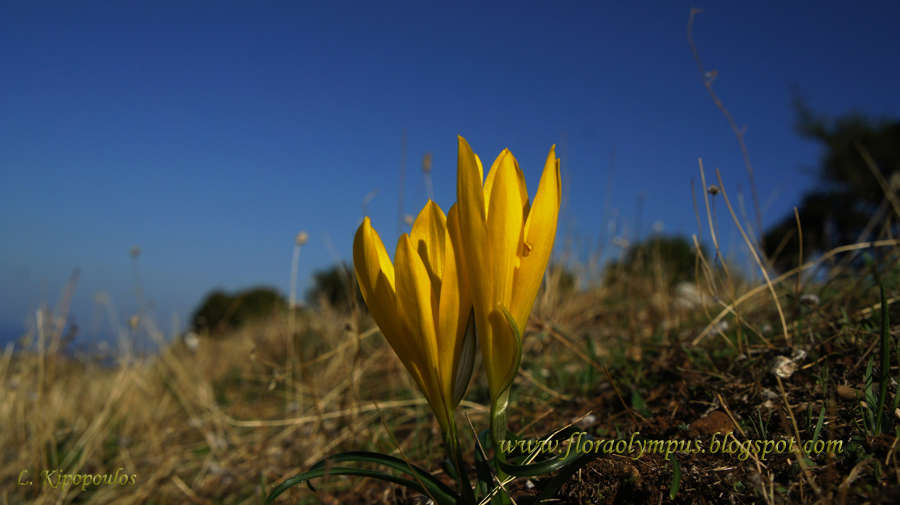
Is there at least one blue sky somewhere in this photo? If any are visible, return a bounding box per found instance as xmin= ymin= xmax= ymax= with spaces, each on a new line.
xmin=2 ymin=1 xmax=899 ymax=349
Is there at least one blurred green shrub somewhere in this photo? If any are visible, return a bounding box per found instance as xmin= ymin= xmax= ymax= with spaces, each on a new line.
xmin=764 ymin=96 xmax=900 ymax=270
xmin=547 ymin=265 xmax=577 ymax=296
xmin=192 ymin=287 xmax=286 ymax=335
xmin=605 ymin=235 xmax=704 ymax=286
xmin=306 ymin=264 xmax=365 ymax=312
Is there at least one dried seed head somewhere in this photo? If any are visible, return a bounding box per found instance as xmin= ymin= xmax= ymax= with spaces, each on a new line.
xmin=769 ymin=355 xmax=797 ymax=379
xmin=184 ymin=332 xmax=200 ymax=352
xmin=295 ymin=231 xmax=309 ymax=246
xmin=799 ymin=294 xmax=820 ymax=307
xmin=707 ymin=185 xmax=720 ymax=195
xmin=128 ymin=315 xmax=139 ymax=330
xmin=422 ymin=152 xmax=433 ymax=173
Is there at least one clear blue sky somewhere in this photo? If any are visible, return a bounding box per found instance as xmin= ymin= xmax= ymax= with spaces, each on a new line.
xmin=3 ymin=1 xmax=899 ymax=348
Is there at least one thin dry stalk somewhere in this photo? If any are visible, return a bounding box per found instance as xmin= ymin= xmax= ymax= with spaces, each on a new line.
xmin=603 ymin=366 xmax=642 ymax=427
xmin=693 ymin=239 xmax=900 ymax=344
xmin=715 ymin=169 xmax=790 ymax=345
xmin=699 ymin=160 xmax=738 ymax=300
xmin=769 ymin=228 xmax=797 ymax=266
xmin=690 ymin=235 xmax=717 ymax=319
xmin=699 ymin=160 xmax=744 ymax=351
xmin=775 ymin=375 xmax=825 ymax=501
xmin=533 ymin=320 xmax=604 ymax=374
xmin=372 ymin=399 xmax=439 ymax=505
xmin=215 ymin=398 xmax=486 ymax=428
xmin=688 ymin=7 xmax=764 ymax=249
xmin=462 ymin=414 xmax=520 ymax=505
xmin=794 ymin=208 xmax=804 ymax=305
xmin=857 ymin=142 xmax=900 ymax=219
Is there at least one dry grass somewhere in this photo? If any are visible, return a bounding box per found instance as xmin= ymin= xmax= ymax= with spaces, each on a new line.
xmin=6 ymin=167 xmax=900 ymax=504
xmin=1 ymin=302 xmax=471 ymax=504
xmin=4 ymin=242 xmax=900 ymax=504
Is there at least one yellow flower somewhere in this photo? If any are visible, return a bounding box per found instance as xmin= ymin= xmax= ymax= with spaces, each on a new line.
xmin=353 ymin=200 xmax=475 ymax=434
xmin=456 ymin=136 xmax=561 ymax=400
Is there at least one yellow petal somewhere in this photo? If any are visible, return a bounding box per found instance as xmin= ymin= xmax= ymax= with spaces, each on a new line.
xmin=457 ymin=137 xmax=486 ymax=226
xmin=516 ymin=165 xmax=531 ymax=224
xmin=486 ymin=150 xmax=524 ymax=310
xmin=353 ymin=217 xmax=394 ymax=295
xmin=474 ymin=153 xmax=484 ymax=187
xmin=438 ymin=204 xmax=472 ymax=407
xmin=394 ymin=234 xmax=443 ymax=404
xmin=410 ymin=200 xmax=447 ymax=300
xmin=484 ymin=150 xmax=530 ymax=221
xmin=353 ymin=219 xmax=418 ymax=360
xmin=511 ymin=147 xmax=561 ymax=329
xmin=483 ymin=151 xmax=525 ymax=390
xmin=456 ymin=137 xmax=492 ymax=343
xmin=482 ymin=149 xmax=504 ymax=212
xmin=373 ymin=270 xmax=424 ymax=384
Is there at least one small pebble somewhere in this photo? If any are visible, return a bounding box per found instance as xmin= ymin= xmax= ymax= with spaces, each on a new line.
xmin=837 ymin=385 xmax=864 ymax=401
xmin=576 ymin=414 xmax=597 ymax=429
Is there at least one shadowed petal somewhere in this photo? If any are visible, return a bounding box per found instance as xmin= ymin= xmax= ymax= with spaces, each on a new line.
xmin=353 ymin=217 xmax=395 ymax=295
xmin=410 ymin=200 xmax=447 ymax=301
xmin=438 ymin=204 xmax=472 ymax=408
xmin=354 ymin=220 xmax=419 ymax=376
xmin=483 ymin=150 xmax=529 ymax=220
xmin=394 ymin=234 xmax=447 ymax=425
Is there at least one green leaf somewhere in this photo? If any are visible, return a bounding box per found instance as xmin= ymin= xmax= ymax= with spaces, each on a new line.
xmin=670 ymin=457 xmax=682 ymax=500
xmin=864 ymin=357 xmax=876 ymax=431
xmin=510 ymin=427 xmax=580 ymax=465
xmin=631 ymin=389 xmax=651 ymax=417
xmin=499 ymin=432 xmax=596 ymax=477
xmin=441 ymin=458 xmax=459 ymax=482
xmin=497 ymin=304 xmax=523 ymax=396
xmin=894 ymin=333 xmax=900 ymax=411
xmin=490 ymin=303 xmax=522 ymax=457
xmin=474 ymin=430 xmax=496 ymax=500
xmin=812 ymin=403 xmax=826 ymax=447
xmin=532 ymin=451 xmax=599 ymax=503
xmin=264 ymin=466 xmax=461 ymax=505
xmin=306 ymin=451 xmax=458 ymax=498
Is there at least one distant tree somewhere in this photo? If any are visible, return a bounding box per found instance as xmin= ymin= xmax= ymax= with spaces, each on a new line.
xmin=605 ymin=235 xmax=705 ymax=286
xmin=764 ymin=97 xmax=900 ymax=270
xmin=306 ymin=264 xmax=364 ymax=311
xmin=547 ymin=265 xmax=577 ymax=296
xmin=192 ymin=287 xmax=286 ymax=335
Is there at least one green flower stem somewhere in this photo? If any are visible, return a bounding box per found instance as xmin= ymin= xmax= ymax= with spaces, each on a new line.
xmin=490 ymin=388 xmax=512 ymax=503
xmin=490 ymin=388 xmax=510 ymax=449
xmin=491 ymin=304 xmax=522 ymax=504
xmin=444 ymin=419 xmax=476 ymax=505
